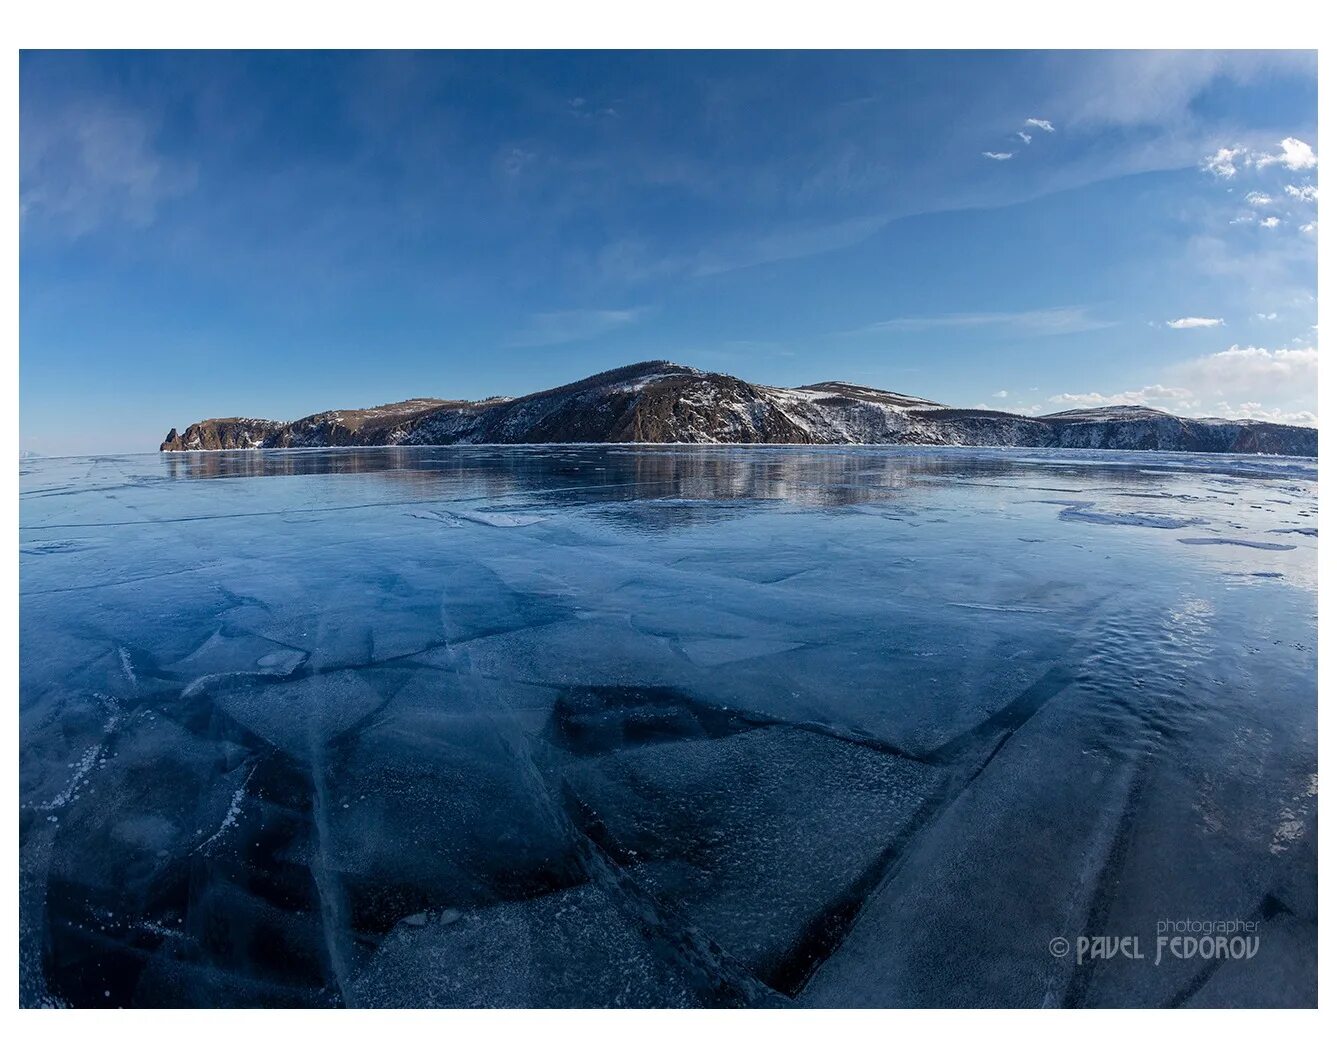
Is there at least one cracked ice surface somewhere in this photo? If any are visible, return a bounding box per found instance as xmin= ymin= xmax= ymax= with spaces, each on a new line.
xmin=19 ymin=445 xmax=1317 ymax=1007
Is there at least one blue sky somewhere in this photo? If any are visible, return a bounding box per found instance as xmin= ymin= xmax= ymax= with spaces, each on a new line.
xmin=20 ymin=50 xmax=1318 ymax=455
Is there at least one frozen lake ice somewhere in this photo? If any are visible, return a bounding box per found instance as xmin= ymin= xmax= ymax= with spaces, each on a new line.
xmin=19 ymin=445 xmax=1317 ymax=1007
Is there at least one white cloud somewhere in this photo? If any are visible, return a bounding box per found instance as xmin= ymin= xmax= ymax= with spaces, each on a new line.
xmin=1204 ymin=347 xmax=1317 ymax=407
xmin=1255 ymin=312 xmax=1278 ymax=320
xmin=1203 ymin=146 xmax=1244 ymax=179
xmin=982 ymin=151 xmax=1013 ymax=161
xmin=1050 ymin=383 xmax=1193 ymax=410
xmin=1203 ymin=342 xmax=1315 ymax=371
xmin=1201 ymin=138 xmax=1318 ymax=180
xmin=849 ymin=306 xmax=1113 ymax=338
xmin=508 ymin=307 xmax=647 ymax=347
xmin=1166 ymin=317 xmax=1224 ymax=329
xmin=1257 ymin=137 xmax=1317 ymax=171
xmin=992 ymin=390 xmax=1009 ymax=398
xmin=1300 ymin=221 xmax=1317 ymax=234
xmin=981 ymin=401 xmax=1043 ymax=416
xmin=1208 ymin=402 xmax=1316 ymax=426
xmin=1048 ymin=345 xmax=1317 ymax=426
xmin=1016 ymin=131 xmax=1032 ymax=145
xmin=1285 ymin=183 xmax=1318 ymax=203
xmin=1244 ymin=191 xmax=1272 ymax=206
xmin=1024 ymin=118 xmax=1055 ymax=133
xmin=1259 ymin=216 xmax=1281 ymax=229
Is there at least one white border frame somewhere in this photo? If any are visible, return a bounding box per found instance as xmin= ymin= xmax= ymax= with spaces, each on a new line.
xmin=4 ymin=4 xmax=1328 ymax=1050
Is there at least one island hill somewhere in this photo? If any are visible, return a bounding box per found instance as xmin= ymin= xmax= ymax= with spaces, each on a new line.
xmin=160 ymin=360 xmax=1316 ymax=457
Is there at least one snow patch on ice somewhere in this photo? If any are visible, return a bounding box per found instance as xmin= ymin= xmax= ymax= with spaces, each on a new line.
xmin=1177 ymin=537 xmax=1297 ymax=551
xmin=118 ymin=646 xmax=137 ymax=687
xmin=1060 ymin=507 xmax=1206 ymax=529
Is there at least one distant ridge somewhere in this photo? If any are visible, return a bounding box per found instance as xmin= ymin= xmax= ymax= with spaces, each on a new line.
xmin=160 ymin=360 xmax=1316 ymax=456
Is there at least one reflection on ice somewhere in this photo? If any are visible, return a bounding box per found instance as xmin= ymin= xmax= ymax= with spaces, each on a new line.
xmin=19 ymin=446 xmax=1317 ymax=1007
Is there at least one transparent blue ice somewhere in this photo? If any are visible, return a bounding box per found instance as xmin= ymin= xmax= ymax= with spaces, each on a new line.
xmin=19 ymin=445 xmax=1318 ymax=1007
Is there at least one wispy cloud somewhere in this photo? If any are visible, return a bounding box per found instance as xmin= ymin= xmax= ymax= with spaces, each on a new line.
xmin=1244 ymin=191 xmax=1273 ymax=206
xmin=847 ymin=306 xmax=1113 ymax=338
xmin=566 ymin=96 xmax=618 ymax=120
xmin=1053 ymin=52 xmax=1312 ymax=131
xmin=497 ymin=146 xmax=537 ymax=177
xmin=1259 ymin=216 xmax=1281 ymax=229
xmin=672 ymin=338 xmax=795 ymax=363
xmin=1166 ymin=317 xmax=1224 ymax=329
xmin=1285 ymin=183 xmax=1318 ymax=202
xmin=21 ymin=96 xmax=197 ymax=236
xmin=691 ymin=213 xmax=891 ymax=276
xmin=988 ymin=117 xmax=1054 ymax=161
xmin=507 ymin=307 xmax=647 ymax=347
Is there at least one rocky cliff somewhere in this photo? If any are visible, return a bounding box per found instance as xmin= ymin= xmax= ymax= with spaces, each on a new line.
xmin=161 ymin=361 xmax=1317 ymax=456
